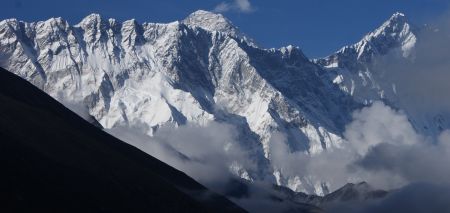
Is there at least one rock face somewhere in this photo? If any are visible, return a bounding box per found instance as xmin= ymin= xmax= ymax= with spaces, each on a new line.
xmin=0 ymin=10 xmax=444 ymax=195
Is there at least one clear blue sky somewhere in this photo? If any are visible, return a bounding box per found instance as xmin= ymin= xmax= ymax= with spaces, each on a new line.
xmin=2 ymin=0 xmax=449 ymax=58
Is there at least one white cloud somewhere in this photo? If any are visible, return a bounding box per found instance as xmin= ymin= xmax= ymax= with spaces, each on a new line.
xmin=269 ymin=101 xmax=450 ymax=192
xmin=213 ymin=0 xmax=254 ymax=13
xmin=214 ymin=2 xmax=231 ymax=13
xmin=235 ymin=0 xmax=253 ymax=12
xmin=105 ymin=121 xmax=256 ymax=190
xmin=344 ymin=101 xmax=421 ymax=156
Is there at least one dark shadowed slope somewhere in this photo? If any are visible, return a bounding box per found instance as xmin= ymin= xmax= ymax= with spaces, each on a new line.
xmin=0 ymin=67 xmax=245 ymax=213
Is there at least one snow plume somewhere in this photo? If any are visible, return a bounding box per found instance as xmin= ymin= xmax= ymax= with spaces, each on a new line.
xmin=214 ymin=0 xmax=254 ymax=13
xmin=106 ymin=121 xmax=256 ymax=191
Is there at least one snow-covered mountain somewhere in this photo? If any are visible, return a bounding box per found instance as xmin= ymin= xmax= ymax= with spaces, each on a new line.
xmin=0 ymin=10 xmax=443 ymax=195
xmin=315 ymin=12 xmax=450 ymax=136
xmin=316 ymin=12 xmax=417 ymax=103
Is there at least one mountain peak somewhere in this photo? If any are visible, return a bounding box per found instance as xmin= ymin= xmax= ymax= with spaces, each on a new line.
xmin=43 ymin=17 xmax=66 ymax=24
xmin=183 ymin=10 xmax=237 ymax=34
xmin=371 ymin=12 xmax=410 ymax=37
xmin=346 ymin=12 xmax=416 ymax=59
xmin=280 ymin=45 xmax=307 ymax=59
xmin=122 ymin=18 xmax=139 ymax=27
xmin=182 ymin=10 xmax=258 ymax=47
xmin=390 ymin=12 xmax=406 ymax=21
xmin=189 ymin=9 xmax=218 ymax=17
xmin=77 ymin=13 xmax=103 ymax=27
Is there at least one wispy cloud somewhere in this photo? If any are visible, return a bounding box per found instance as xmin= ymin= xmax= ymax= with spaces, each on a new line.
xmin=213 ymin=0 xmax=255 ymax=13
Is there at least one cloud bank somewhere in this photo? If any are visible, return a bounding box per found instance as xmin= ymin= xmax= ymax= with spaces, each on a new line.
xmin=106 ymin=122 xmax=256 ymax=191
xmin=105 ymin=122 xmax=297 ymax=212
xmin=270 ymin=102 xmax=414 ymax=191
xmin=268 ymin=99 xmax=450 ymax=211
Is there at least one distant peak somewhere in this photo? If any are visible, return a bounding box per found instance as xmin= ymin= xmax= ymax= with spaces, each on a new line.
xmin=280 ymin=45 xmax=307 ymax=60
xmin=37 ymin=17 xmax=69 ymax=30
xmin=185 ymin=10 xmax=227 ymax=22
xmin=379 ymin=12 xmax=408 ymax=28
xmin=391 ymin=12 xmax=406 ymax=19
xmin=181 ymin=9 xmax=259 ymax=46
xmin=326 ymin=11 xmax=416 ymax=61
xmin=189 ymin=10 xmax=218 ymax=16
xmin=280 ymin=45 xmax=300 ymax=54
xmin=83 ymin=13 xmax=102 ymax=20
xmin=77 ymin=13 xmax=103 ymax=27
xmin=108 ymin=18 xmax=118 ymax=26
xmin=122 ymin=18 xmax=138 ymax=26
xmin=183 ymin=10 xmax=236 ymax=34
xmin=387 ymin=12 xmax=407 ymax=24
xmin=362 ymin=12 xmax=412 ymax=42
xmin=45 ymin=17 xmax=65 ymax=23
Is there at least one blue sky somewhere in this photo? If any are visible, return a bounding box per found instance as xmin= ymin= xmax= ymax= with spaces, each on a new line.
xmin=2 ymin=0 xmax=449 ymax=57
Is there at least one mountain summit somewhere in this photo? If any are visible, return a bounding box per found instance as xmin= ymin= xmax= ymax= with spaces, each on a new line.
xmin=315 ymin=12 xmax=417 ymax=103
xmin=183 ymin=10 xmax=236 ymax=34
xmin=183 ymin=10 xmax=255 ymax=45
